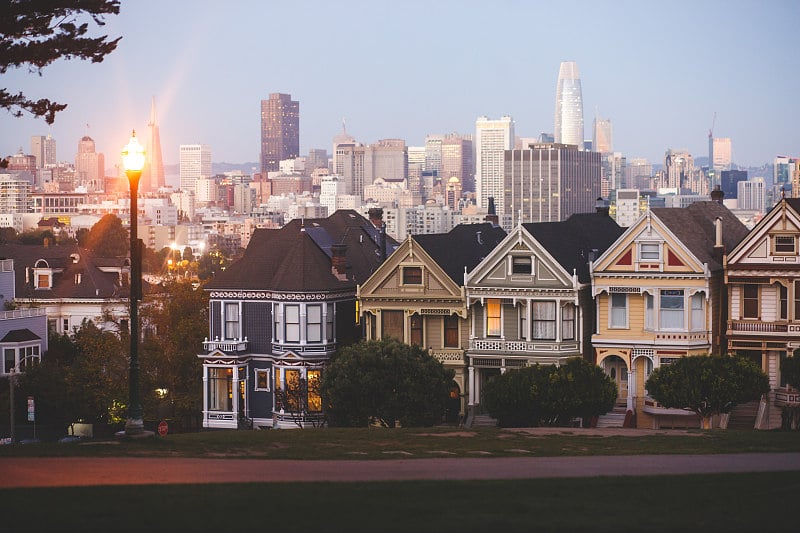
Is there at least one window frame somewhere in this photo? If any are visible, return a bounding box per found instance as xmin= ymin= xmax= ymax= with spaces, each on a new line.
xmin=224 ymin=302 xmax=239 ymax=340
xmin=410 ymin=313 xmax=423 ymax=346
xmin=639 ymin=242 xmax=661 ymax=262
xmin=742 ymin=284 xmax=759 ymax=319
xmin=511 ymin=256 xmax=533 ymax=275
xmin=444 ymin=314 xmax=459 ymax=348
xmin=532 ymin=301 xmax=556 ymax=340
xmin=402 ymin=266 xmax=423 ymax=285
xmin=774 ymin=235 xmax=796 ymax=255
xmin=609 ymin=293 xmax=628 ymax=329
xmin=254 ymin=368 xmax=271 ymax=391
xmin=561 ymin=303 xmax=575 ymax=341
xmin=284 ymin=304 xmax=300 ymax=342
xmin=659 ymin=289 xmax=685 ymax=330
xmin=306 ymin=304 xmax=322 ymax=343
xmin=486 ymin=299 xmax=501 ymax=337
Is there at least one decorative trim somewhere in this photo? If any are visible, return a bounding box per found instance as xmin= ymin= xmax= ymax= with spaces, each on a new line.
xmin=209 ymin=290 xmax=354 ymax=301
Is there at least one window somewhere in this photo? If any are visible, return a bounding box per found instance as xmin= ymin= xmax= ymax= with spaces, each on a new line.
xmin=307 ymin=369 xmax=322 ymax=412
xmin=561 ymin=304 xmax=575 ymax=340
xmin=444 ymin=315 xmax=459 ymax=348
xmin=742 ymin=284 xmax=759 ymax=319
xmin=284 ymin=369 xmax=301 ymax=411
xmin=486 ymin=299 xmax=501 ymax=337
xmin=532 ymin=301 xmax=556 ymax=340
xmin=382 ymin=310 xmax=404 ymax=340
xmin=779 ymin=284 xmax=788 ymax=320
xmin=307 ymin=305 xmax=322 ymax=342
xmin=285 ymin=305 xmax=300 ymax=342
xmin=691 ymin=293 xmax=705 ymax=330
xmin=794 ymin=281 xmax=800 ymax=321
xmin=610 ymin=293 xmax=627 ymax=328
xmin=660 ymin=290 xmax=684 ymax=329
xmin=640 ymin=243 xmax=660 ymax=261
xmin=645 ymin=293 xmax=654 ymax=330
xmin=4 ymin=348 xmax=14 ymax=373
xmin=512 ymin=256 xmax=532 ymax=274
xmin=403 ymin=266 xmax=422 ymax=285
xmin=519 ymin=304 xmax=528 ymax=339
xmin=208 ymin=367 xmax=233 ymax=411
xmin=224 ymin=302 xmax=239 ymax=339
xmin=254 ymin=369 xmax=271 ymax=391
xmin=326 ymin=303 xmax=334 ymax=340
xmin=775 ymin=235 xmax=796 ymax=254
xmin=410 ymin=313 xmax=423 ymax=346
xmin=62 ymin=318 xmax=70 ymax=333
xmin=36 ymin=274 xmax=50 ymax=289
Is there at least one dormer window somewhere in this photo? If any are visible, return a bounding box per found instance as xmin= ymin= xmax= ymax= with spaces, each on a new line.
xmin=402 ymin=266 xmax=422 ymax=285
xmin=511 ymin=256 xmax=532 ymax=275
xmin=33 ymin=260 xmax=52 ymax=289
xmin=639 ymin=243 xmax=660 ymax=262
xmin=774 ymin=235 xmax=796 ymax=254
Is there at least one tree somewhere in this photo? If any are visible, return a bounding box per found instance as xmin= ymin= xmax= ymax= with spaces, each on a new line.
xmin=321 ymin=338 xmax=455 ymax=428
xmin=779 ymin=350 xmax=800 ymax=430
xmin=1 ymin=1 xmax=121 ymax=124
xmin=646 ymin=355 xmax=769 ymax=429
xmin=482 ymin=358 xmax=617 ymax=428
xmin=84 ymin=214 xmax=128 ymax=257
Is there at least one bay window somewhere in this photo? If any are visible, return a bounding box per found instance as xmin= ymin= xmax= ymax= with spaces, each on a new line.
xmin=532 ymin=301 xmax=556 ymax=340
xmin=224 ymin=302 xmax=239 ymax=339
xmin=610 ymin=293 xmax=627 ymax=328
xmin=660 ymin=290 xmax=684 ymax=329
xmin=307 ymin=304 xmax=322 ymax=342
xmin=285 ymin=305 xmax=300 ymax=342
xmin=691 ymin=293 xmax=705 ymax=330
xmin=208 ymin=367 xmax=233 ymax=411
xmin=743 ymin=284 xmax=759 ymax=319
xmin=561 ymin=303 xmax=575 ymax=340
xmin=486 ymin=299 xmax=501 ymax=337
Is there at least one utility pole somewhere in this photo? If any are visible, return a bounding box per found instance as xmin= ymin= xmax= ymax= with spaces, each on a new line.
xmin=8 ymin=367 xmax=15 ymax=445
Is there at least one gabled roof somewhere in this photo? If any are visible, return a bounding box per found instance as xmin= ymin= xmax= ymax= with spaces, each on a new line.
xmin=523 ymin=212 xmax=624 ymax=283
xmin=0 ymin=328 xmax=41 ymax=343
xmin=206 ymin=210 xmax=399 ymax=292
xmin=414 ymin=223 xmax=506 ymax=285
xmin=651 ymin=201 xmax=749 ymax=271
xmin=0 ymin=243 xmax=131 ymax=300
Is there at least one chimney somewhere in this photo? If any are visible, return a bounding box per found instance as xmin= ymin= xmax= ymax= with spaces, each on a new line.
xmin=485 ymin=197 xmax=499 ymax=226
xmin=711 ymin=185 xmax=724 ymax=203
xmin=595 ymin=197 xmax=610 ymax=216
xmin=331 ymin=243 xmax=347 ymax=279
xmin=368 ymin=207 xmax=384 ymax=228
xmin=713 ymin=216 xmax=725 ymax=264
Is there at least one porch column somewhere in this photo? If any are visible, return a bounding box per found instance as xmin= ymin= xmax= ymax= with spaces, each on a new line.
xmin=627 ymin=369 xmax=635 ymax=412
xmin=201 ymin=365 xmax=208 ymax=425
xmin=468 ymin=365 xmax=475 ymax=406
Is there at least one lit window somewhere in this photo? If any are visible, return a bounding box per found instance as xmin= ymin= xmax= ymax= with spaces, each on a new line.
xmin=36 ymin=274 xmax=50 ymax=289
xmin=403 ymin=266 xmax=422 ymax=285
xmin=254 ymin=369 xmax=271 ymax=391
xmin=660 ymin=290 xmax=685 ymax=329
xmin=208 ymin=367 xmax=233 ymax=411
xmin=486 ymin=299 xmax=501 ymax=337
xmin=610 ymin=293 xmax=627 ymax=328
xmin=307 ymin=369 xmax=322 ymax=412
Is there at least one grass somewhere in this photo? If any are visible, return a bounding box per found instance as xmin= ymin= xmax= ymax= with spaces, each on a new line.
xmin=3 ymin=471 xmax=798 ymax=532
xmin=1 ymin=425 xmax=799 ymax=459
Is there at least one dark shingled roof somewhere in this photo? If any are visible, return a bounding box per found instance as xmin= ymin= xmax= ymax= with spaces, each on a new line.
xmin=651 ymin=201 xmax=749 ymax=271
xmin=523 ymin=212 xmax=624 ymax=283
xmin=414 ymin=223 xmax=507 ymax=285
xmin=0 ymin=328 xmax=41 ymax=343
xmin=205 ymin=210 xmax=398 ymax=292
xmin=0 ymin=243 xmax=131 ymax=300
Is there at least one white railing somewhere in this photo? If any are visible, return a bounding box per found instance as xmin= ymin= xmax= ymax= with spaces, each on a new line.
xmin=0 ymin=308 xmax=47 ymax=320
xmin=469 ymin=338 xmax=579 ymax=353
xmin=203 ymin=337 xmax=249 ymax=352
xmin=428 ymin=349 xmax=464 ymax=363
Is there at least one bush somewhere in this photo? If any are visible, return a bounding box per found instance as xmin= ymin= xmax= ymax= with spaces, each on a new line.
xmin=482 ymin=358 xmax=617 ymax=428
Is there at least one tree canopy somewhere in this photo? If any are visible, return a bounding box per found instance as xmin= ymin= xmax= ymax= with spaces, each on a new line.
xmin=646 ymin=355 xmax=769 ymax=427
xmin=1 ymin=0 xmax=121 ymax=124
xmin=320 ymin=338 xmax=455 ymax=428
xmin=84 ymin=213 xmax=128 ymax=257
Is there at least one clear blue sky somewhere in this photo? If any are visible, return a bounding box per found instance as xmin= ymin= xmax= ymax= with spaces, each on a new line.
xmin=2 ymin=0 xmax=799 ymax=172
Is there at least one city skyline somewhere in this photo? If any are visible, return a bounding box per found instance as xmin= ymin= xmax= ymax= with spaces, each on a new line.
xmin=1 ymin=1 xmax=799 ymax=171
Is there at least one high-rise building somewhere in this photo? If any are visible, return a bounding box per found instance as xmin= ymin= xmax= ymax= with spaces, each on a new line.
xmin=554 ymin=61 xmax=584 ymax=147
xmin=614 ymin=189 xmax=643 ymax=227
xmin=774 ymin=155 xmax=799 ymax=192
xmin=720 ymin=169 xmax=747 ymax=199
xmin=260 ymin=93 xmax=299 ymax=174
xmin=305 ymin=149 xmax=329 ymax=174
xmin=424 ymin=135 xmax=444 ymax=175
xmin=593 ymin=117 xmax=612 ymax=154
xmin=180 ymin=144 xmax=212 ymax=194
xmin=441 ymin=133 xmax=474 ymax=192
xmin=0 ymin=174 xmax=31 ymax=214
xmin=664 ymin=149 xmax=694 ymax=190
xmin=75 ymin=136 xmax=104 ymax=192
xmin=626 ymin=158 xmax=653 ymax=190
xmin=504 ymin=143 xmax=601 ymax=227
xmin=476 ymin=115 xmax=514 ymax=213
xmin=407 ymin=146 xmax=426 ymax=196
xmin=712 ymin=137 xmax=732 ymax=171
xmin=142 ymin=97 xmax=166 ymax=192
xmin=30 ymin=134 xmax=56 ymax=169
xmin=334 ymin=139 xmax=407 ymax=199
xmin=738 ymin=178 xmax=766 ymax=212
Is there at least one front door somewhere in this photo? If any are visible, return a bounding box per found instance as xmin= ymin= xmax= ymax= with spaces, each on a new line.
xmin=603 ymin=355 xmax=628 ymax=401
xmin=477 ymin=368 xmax=501 ymax=414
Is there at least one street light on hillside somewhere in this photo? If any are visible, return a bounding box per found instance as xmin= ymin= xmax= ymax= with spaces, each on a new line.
xmin=121 ymin=130 xmax=148 ymax=437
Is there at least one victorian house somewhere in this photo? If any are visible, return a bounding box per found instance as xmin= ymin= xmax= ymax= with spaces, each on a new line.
xmin=357 ymin=222 xmax=506 ymax=423
xmin=464 ymin=210 xmax=623 ymax=418
xmin=1 ymin=258 xmax=48 ymax=377
xmin=725 ymin=196 xmax=800 ymax=428
xmin=199 ymin=209 xmax=395 ymax=429
xmin=590 ymin=198 xmax=749 ymax=429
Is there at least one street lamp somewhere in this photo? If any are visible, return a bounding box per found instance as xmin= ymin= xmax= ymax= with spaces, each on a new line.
xmin=121 ymin=130 xmax=150 ymax=437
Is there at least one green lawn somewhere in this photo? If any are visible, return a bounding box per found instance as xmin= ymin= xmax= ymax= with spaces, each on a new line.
xmin=1 ymin=426 xmax=798 ymax=459
xmin=3 ymin=472 xmax=797 ymax=532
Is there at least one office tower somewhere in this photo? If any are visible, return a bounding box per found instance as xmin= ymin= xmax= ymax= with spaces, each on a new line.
xmin=664 ymin=149 xmax=694 ymax=190
xmin=476 ymin=115 xmax=514 ymax=213
xmin=504 ymin=143 xmax=601 ymax=226
xmin=332 ymin=122 xmax=356 ymax=174
xmin=738 ymin=178 xmax=766 ymax=212
xmin=601 ymin=152 xmax=626 ymax=191
xmin=30 ymin=134 xmax=56 ymax=168
xmin=774 ymin=155 xmax=798 ymax=190
xmin=407 ymin=146 xmax=425 ymax=195
xmin=720 ymin=169 xmax=747 ymax=199
xmin=626 ymin=158 xmax=652 ymax=190
xmin=441 ymin=134 xmax=474 ymax=192
xmin=180 ymin=144 xmax=212 ymax=194
xmin=445 ymin=176 xmax=462 ymax=210
xmin=424 ymin=134 xmax=444 ymax=175
xmin=306 ymin=149 xmax=329 ymax=174
xmin=554 ymin=61 xmax=584 ymax=146
xmin=614 ymin=189 xmax=642 ymax=227
xmin=75 ymin=136 xmax=104 ymax=191
xmin=0 ymin=174 xmax=31 ymax=214
xmin=371 ymin=139 xmax=408 ymax=183
xmin=712 ymin=137 xmax=732 ymax=171
xmin=538 ymin=132 xmax=555 ymax=143
xmin=142 ymin=97 xmax=166 ymax=192
xmin=593 ymin=117 xmax=612 ymax=154
xmin=260 ymin=93 xmax=299 ymax=174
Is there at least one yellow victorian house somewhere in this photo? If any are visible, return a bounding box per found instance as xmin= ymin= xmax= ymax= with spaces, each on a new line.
xmin=590 ymin=197 xmax=749 ymax=428
xmin=357 ymin=222 xmax=506 ymax=423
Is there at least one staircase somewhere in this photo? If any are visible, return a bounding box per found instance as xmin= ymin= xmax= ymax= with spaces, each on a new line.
xmin=727 ymin=400 xmax=759 ymax=430
xmin=469 ymin=414 xmax=498 ymax=428
xmin=595 ymin=404 xmax=628 ymax=428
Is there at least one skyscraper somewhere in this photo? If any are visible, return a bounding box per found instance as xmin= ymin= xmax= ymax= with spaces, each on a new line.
xmin=554 ymin=61 xmax=584 ymax=147
xmin=75 ymin=136 xmax=104 ymax=192
xmin=593 ymin=116 xmax=612 ymax=154
xmin=441 ymin=134 xmax=474 ymax=192
xmin=260 ymin=93 xmax=299 ymax=174
xmin=30 ymin=134 xmax=56 ymax=168
xmin=476 ymin=115 xmax=514 ymax=213
xmin=180 ymin=144 xmax=212 ymax=194
xmin=712 ymin=137 xmax=732 ymax=171
xmin=142 ymin=97 xmax=166 ymax=192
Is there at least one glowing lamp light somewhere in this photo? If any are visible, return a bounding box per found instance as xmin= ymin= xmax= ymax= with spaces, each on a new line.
xmin=122 ymin=130 xmax=146 ymax=173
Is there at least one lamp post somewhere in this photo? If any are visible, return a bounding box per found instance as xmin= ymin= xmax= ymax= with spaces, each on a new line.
xmin=121 ymin=131 xmax=147 ymax=437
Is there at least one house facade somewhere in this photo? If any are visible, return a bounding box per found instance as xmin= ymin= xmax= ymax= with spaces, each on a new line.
xmin=199 ymin=209 xmax=395 ymax=429
xmin=725 ymin=196 xmax=800 ymax=428
xmin=590 ymin=200 xmax=749 ymax=428
xmin=464 ymin=210 xmax=623 ymax=417
xmin=357 ymin=223 xmax=507 ymax=423
xmin=1 ymin=259 xmax=48 ymax=376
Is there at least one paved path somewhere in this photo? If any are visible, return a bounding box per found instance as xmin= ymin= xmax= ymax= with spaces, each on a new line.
xmin=1 ymin=453 xmax=799 ymax=488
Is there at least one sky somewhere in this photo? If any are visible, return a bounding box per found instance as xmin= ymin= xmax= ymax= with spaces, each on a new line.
xmin=2 ymin=0 xmax=799 ymax=180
